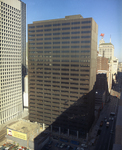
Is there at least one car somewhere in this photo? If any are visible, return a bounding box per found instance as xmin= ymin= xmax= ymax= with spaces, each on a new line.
xmin=48 ymin=140 xmax=52 ymax=145
xmin=81 ymin=148 xmax=84 ymax=150
xmin=110 ymin=130 xmax=114 ymax=134
xmin=81 ymin=143 xmax=87 ymax=148
xmin=66 ymin=145 xmax=71 ymax=150
xmin=111 ymin=117 xmax=114 ymax=121
xmin=73 ymin=147 xmax=77 ymax=150
xmin=100 ymin=121 xmax=103 ymax=127
xmin=60 ymin=143 xmax=65 ymax=148
xmin=55 ymin=142 xmax=59 ymax=147
xmin=109 ymin=117 xmax=111 ymax=120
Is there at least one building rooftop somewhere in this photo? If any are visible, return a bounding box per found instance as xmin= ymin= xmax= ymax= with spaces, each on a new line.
xmin=7 ymin=119 xmax=41 ymax=140
xmin=32 ymin=15 xmax=90 ymax=24
xmin=100 ymin=43 xmax=113 ymax=45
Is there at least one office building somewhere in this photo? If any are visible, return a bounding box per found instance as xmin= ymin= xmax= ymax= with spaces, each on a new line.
xmin=0 ymin=0 xmax=26 ymax=124
xmin=28 ymin=15 xmax=98 ymax=137
xmin=99 ymin=37 xmax=118 ymax=79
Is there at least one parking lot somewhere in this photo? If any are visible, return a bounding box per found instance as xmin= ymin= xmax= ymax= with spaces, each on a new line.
xmin=42 ymin=136 xmax=88 ymax=150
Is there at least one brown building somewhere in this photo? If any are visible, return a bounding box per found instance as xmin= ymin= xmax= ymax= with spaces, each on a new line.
xmin=28 ymin=15 xmax=98 ymax=137
xmin=97 ymin=56 xmax=109 ymax=71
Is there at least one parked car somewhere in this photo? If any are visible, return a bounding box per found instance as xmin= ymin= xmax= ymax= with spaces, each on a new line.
xmin=81 ymin=143 xmax=87 ymax=148
xmin=100 ymin=121 xmax=103 ymax=127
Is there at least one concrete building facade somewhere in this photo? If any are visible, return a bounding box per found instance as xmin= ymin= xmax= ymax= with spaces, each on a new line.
xmin=28 ymin=15 xmax=98 ymax=137
xmin=0 ymin=0 xmax=25 ymax=124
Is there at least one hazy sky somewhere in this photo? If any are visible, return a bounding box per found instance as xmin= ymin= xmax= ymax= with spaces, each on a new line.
xmin=23 ymin=0 xmax=122 ymax=62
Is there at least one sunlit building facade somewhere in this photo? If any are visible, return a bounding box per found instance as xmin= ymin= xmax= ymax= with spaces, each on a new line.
xmin=0 ymin=0 xmax=25 ymax=124
xmin=28 ymin=15 xmax=98 ymax=136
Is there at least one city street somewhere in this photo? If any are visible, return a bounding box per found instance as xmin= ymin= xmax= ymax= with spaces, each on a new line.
xmin=94 ymin=73 xmax=122 ymax=150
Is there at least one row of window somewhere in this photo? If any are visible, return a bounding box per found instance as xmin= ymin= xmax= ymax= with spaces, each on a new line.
xmin=29 ymin=31 xmax=91 ymax=37
xmin=1 ymin=2 xmax=20 ymax=13
xmin=29 ymin=50 xmax=90 ymax=54
xmin=29 ymin=36 xmax=91 ymax=41
xmin=29 ymin=21 xmax=91 ymax=29
xmin=29 ymin=26 xmax=91 ymax=32
xmin=29 ymin=46 xmax=90 ymax=49
xmin=29 ymin=41 xmax=90 ymax=45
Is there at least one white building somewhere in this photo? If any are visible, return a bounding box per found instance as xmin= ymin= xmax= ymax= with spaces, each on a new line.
xmin=99 ymin=37 xmax=118 ymax=80
xmin=0 ymin=0 xmax=26 ymax=124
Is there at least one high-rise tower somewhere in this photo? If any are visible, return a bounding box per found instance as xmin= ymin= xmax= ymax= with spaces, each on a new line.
xmin=0 ymin=0 xmax=26 ymax=124
xmin=28 ymin=15 xmax=98 ymax=137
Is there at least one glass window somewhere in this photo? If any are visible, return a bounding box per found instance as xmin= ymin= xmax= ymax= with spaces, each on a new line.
xmin=62 ymin=37 xmax=70 ymax=39
xmin=71 ymin=36 xmax=80 ymax=39
xmin=29 ymin=39 xmax=35 ymax=41
xmin=44 ymin=46 xmax=51 ymax=49
xmin=71 ymin=41 xmax=79 ymax=43
xmin=81 ymin=31 xmax=91 ymax=33
xmin=36 ymin=47 xmax=43 ymax=49
xmin=53 ymin=28 xmax=60 ymax=31
xmin=36 ymin=25 xmax=43 ymax=28
xmin=44 ymin=38 xmax=51 ymax=40
xmin=45 ymin=33 xmax=52 ymax=36
xmin=29 ymin=30 xmax=35 ymax=33
xmin=44 ymin=29 xmax=52 ymax=31
xmin=53 ymin=50 xmax=60 ymax=53
xmin=71 ymin=50 xmax=79 ymax=53
xmin=81 ymin=41 xmax=91 ymax=43
xmin=71 ymin=31 xmax=80 ymax=34
xmin=44 ymin=24 xmax=52 ymax=27
xmin=81 ymin=26 xmax=91 ymax=29
xmin=36 ymin=38 xmax=43 ymax=40
xmin=81 ymin=21 xmax=91 ymax=24
xmin=53 ymin=37 xmax=60 ymax=40
xmin=62 ymin=32 xmax=70 ymax=35
xmin=53 ymin=46 xmax=60 ymax=49
xmin=71 ymin=22 xmax=80 ymax=25
xmin=81 ymin=46 xmax=90 ymax=48
xmin=36 ymin=42 xmax=43 ymax=45
xmin=53 ymin=42 xmax=60 ymax=44
xmin=44 ymin=42 xmax=51 ymax=44
xmin=53 ymin=23 xmax=61 ymax=26
xmin=53 ymin=33 xmax=60 ymax=35
xmin=29 ymin=35 xmax=35 ymax=37
xmin=62 ymin=46 xmax=69 ymax=48
xmin=71 ymin=26 xmax=80 ymax=29
xmin=62 ymin=22 xmax=70 ymax=25
xmin=36 ymin=34 xmax=43 ymax=36
xmin=62 ymin=27 xmax=70 ymax=30
xmin=61 ymin=50 xmax=69 ymax=53
xmin=71 ymin=46 xmax=79 ymax=48
xmin=81 ymin=36 xmax=91 ymax=38
xmin=29 ymin=26 xmax=35 ymax=29
xmin=36 ymin=30 xmax=43 ymax=32
xmin=62 ymin=41 xmax=70 ymax=44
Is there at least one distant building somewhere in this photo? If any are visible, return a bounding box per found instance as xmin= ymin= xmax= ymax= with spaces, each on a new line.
xmin=99 ymin=37 xmax=118 ymax=80
xmin=0 ymin=0 xmax=26 ymax=124
xmin=28 ymin=15 xmax=98 ymax=137
xmin=118 ymin=62 xmax=122 ymax=72
xmin=99 ymin=38 xmax=114 ymax=61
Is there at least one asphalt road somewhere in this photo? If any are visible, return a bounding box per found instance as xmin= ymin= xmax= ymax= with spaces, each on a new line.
xmin=95 ymin=74 xmax=121 ymax=150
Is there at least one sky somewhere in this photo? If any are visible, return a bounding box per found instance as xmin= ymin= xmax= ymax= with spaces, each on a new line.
xmin=23 ymin=0 xmax=122 ymax=62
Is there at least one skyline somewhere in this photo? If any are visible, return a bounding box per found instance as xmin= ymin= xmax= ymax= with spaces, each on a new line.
xmin=23 ymin=0 xmax=122 ymax=62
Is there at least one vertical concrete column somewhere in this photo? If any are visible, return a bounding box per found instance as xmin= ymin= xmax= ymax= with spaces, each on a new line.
xmin=86 ymin=133 xmax=88 ymax=141
xmin=43 ymin=123 xmax=45 ymax=130
xmin=68 ymin=129 xmax=69 ymax=136
xmin=77 ymin=131 xmax=79 ymax=139
xmin=59 ymin=127 xmax=61 ymax=135
xmin=51 ymin=125 xmax=52 ymax=132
